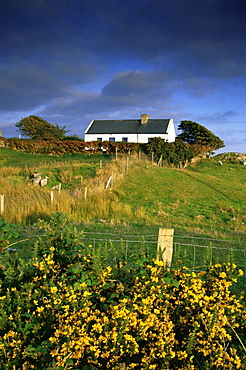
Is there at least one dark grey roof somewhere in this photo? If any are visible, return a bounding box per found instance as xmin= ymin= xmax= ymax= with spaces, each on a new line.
xmin=86 ymin=119 xmax=170 ymax=135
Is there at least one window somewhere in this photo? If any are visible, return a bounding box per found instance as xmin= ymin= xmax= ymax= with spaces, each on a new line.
xmin=109 ymin=137 xmax=115 ymax=142
xmin=97 ymin=137 xmax=102 ymax=141
xmin=122 ymin=137 xmax=128 ymax=142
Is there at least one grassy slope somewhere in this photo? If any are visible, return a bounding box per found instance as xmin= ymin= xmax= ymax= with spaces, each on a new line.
xmin=1 ymin=147 xmax=246 ymax=238
xmin=114 ymin=158 xmax=246 ymax=237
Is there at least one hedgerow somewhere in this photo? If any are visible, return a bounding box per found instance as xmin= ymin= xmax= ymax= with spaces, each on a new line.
xmin=4 ymin=139 xmax=142 ymax=156
xmin=0 ymin=214 xmax=245 ymax=369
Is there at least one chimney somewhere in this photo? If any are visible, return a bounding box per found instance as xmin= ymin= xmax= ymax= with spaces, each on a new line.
xmin=0 ymin=130 xmax=2 ymax=138
xmin=141 ymin=114 xmax=150 ymax=124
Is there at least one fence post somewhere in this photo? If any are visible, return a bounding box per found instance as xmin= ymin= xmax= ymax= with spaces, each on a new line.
xmin=58 ymin=183 xmax=61 ymax=194
xmin=84 ymin=187 xmax=88 ymax=199
xmin=126 ymin=157 xmax=129 ymax=173
xmin=50 ymin=191 xmax=54 ymax=205
xmin=157 ymin=228 xmax=174 ymax=267
xmin=0 ymin=195 xmax=4 ymax=215
xmin=116 ymin=147 xmax=118 ymax=160
xmin=105 ymin=175 xmax=113 ymax=189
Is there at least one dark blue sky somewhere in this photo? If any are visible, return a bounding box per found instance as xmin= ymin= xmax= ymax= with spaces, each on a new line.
xmin=1 ymin=0 xmax=245 ymax=152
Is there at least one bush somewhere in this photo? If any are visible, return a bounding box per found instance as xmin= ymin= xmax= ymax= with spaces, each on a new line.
xmin=0 ymin=216 xmax=245 ymax=369
xmin=144 ymin=138 xmax=196 ymax=167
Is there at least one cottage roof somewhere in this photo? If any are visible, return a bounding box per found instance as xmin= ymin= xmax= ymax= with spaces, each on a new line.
xmin=85 ymin=118 xmax=171 ymax=135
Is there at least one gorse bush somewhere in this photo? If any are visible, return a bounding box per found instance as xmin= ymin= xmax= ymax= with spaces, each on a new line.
xmin=0 ymin=214 xmax=245 ymax=369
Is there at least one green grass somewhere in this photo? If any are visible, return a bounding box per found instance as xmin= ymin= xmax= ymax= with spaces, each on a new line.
xmin=0 ymin=147 xmax=112 ymax=189
xmin=1 ymin=148 xmax=246 ymax=237
xmin=0 ymin=148 xmax=112 ymax=168
xmin=112 ymin=158 xmax=246 ymax=237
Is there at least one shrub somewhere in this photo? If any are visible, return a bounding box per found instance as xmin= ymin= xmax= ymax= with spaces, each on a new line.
xmin=0 ymin=216 xmax=245 ymax=369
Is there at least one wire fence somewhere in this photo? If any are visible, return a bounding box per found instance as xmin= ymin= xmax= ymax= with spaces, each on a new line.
xmin=15 ymin=227 xmax=246 ymax=277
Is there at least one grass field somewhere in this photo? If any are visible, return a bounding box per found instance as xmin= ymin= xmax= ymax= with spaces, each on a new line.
xmin=1 ymin=147 xmax=246 ymax=276
xmin=113 ymin=158 xmax=246 ymax=236
xmin=1 ymin=147 xmax=246 ymax=234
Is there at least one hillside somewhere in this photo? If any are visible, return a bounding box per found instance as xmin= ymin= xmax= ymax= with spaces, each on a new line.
xmin=0 ymin=147 xmax=246 ymax=239
xmin=113 ymin=158 xmax=246 ymax=237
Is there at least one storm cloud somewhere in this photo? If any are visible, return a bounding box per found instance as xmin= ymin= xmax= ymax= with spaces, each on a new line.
xmin=0 ymin=0 xmax=245 ymax=151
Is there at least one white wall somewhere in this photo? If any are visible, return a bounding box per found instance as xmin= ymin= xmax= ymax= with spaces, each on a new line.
xmin=166 ymin=119 xmax=176 ymax=142
xmin=84 ymin=133 xmax=137 ymax=142
xmin=84 ymin=133 xmax=171 ymax=143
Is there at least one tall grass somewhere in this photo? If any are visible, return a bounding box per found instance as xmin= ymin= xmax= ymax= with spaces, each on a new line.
xmin=0 ymin=154 xmax=139 ymax=225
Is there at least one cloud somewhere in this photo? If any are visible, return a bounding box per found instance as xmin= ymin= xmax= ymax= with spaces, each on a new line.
xmin=39 ymin=70 xmax=178 ymax=120
xmin=194 ymin=111 xmax=237 ymax=123
xmin=0 ymin=0 xmax=245 ymax=151
xmin=1 ymin=0 xmax=245 ymax=80
xmin=0 ymin=55 xmax=96 ymax=111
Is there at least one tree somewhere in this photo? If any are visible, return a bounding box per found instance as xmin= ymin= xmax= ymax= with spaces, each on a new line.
xmin=145 ymin=137 xmax=196 ymax=167
xmin=15 ymin=115 xmax=69 ymax=141
xmin=177 ymin=121 xmax=225 ymax=154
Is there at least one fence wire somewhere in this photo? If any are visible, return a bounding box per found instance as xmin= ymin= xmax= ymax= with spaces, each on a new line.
xmin=12 ymin=227 xmax=246 ymax=276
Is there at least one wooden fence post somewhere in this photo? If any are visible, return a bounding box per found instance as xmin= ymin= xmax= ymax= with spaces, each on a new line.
xmin=105 ymin=175 xmax=113 ymax=189
xmin=50 ymin=191 xmax=54 ymax=205
xmin=157 ymin=228 xmax=174 ymax=267
xmin=116 ymin=147 xmax=118 ymax=160
xmin=84 ymin=187 xmax=88 ymax=199
xmin=58 ymin=183 xmax=61 ymax=194
xmin=0 ymin=195 xmax=4 ymax=215
xmin=126 ymin=157 xmax=129 ymax=173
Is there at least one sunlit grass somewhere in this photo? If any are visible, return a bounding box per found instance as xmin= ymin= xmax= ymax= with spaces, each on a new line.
xmin=1 ymin=148 xmax=246 ymax=241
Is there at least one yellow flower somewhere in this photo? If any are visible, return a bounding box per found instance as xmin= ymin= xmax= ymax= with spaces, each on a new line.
xmin=120 ymin=298 xmax=128 ymax=304
xmin=154 ymin=260 xmax=164 ymax=267
xmin=83 ymin=291 xmax=91 ymax=297
xmin=50 ymin=286 xmax=58 ymax=294
xmin=37 ymin=306 xmax=44 ymax=313
xmin=219 ymin=272 xmax=227 ymax=278
xmin=49 ymin=336 xmax=56 ymax=342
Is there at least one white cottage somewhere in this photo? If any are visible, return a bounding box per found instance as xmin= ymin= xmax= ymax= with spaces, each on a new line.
xmin=84 ymin=114 xmax=176 ymax=143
